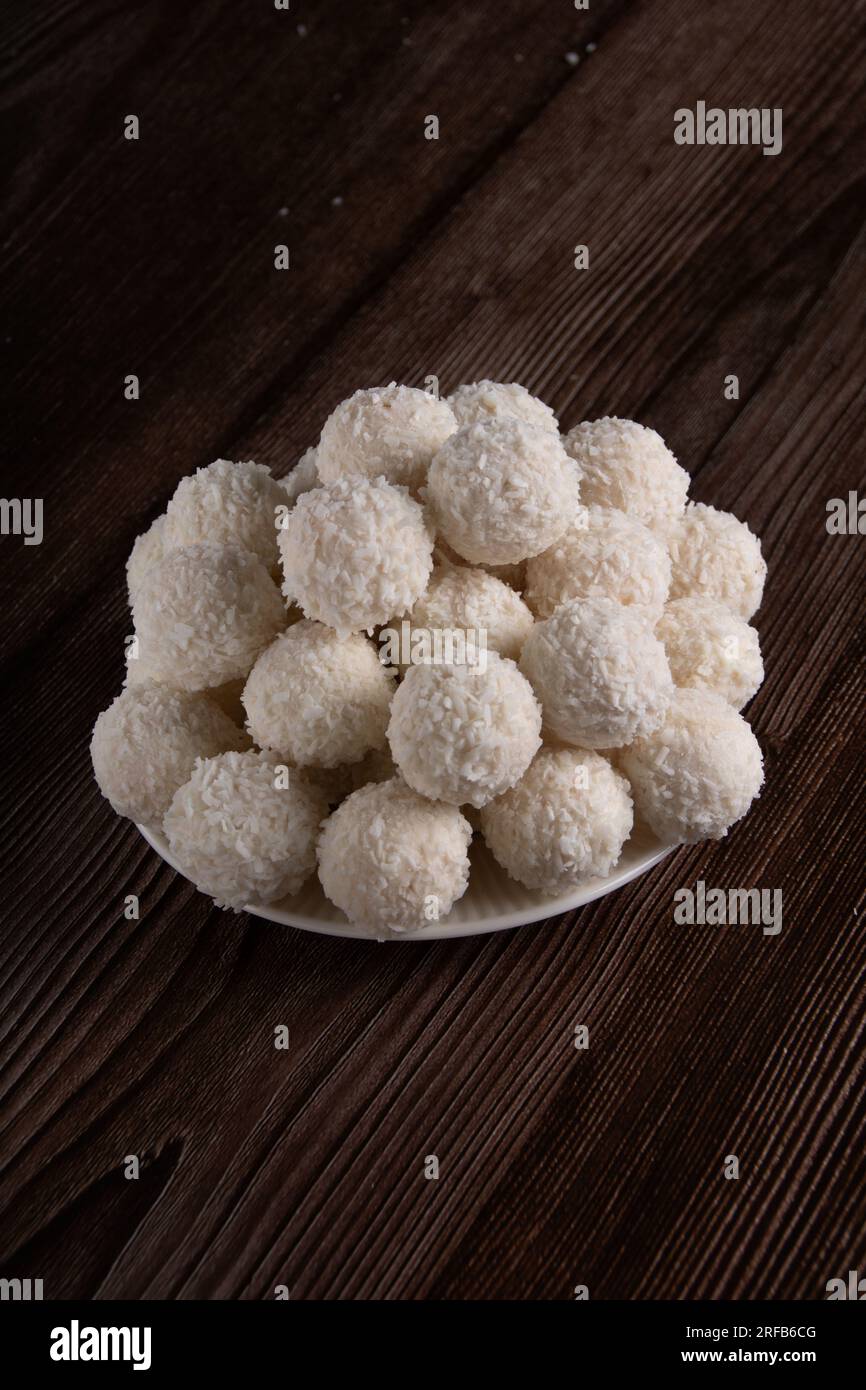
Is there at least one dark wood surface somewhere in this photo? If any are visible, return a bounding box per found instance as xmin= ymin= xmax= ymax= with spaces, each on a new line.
xmin=1 ymin=0 xmax=864 ymax=1300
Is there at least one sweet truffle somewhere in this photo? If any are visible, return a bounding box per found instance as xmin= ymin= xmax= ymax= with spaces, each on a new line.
xmin=525 ymin=505 xmax=672 ymax=620
xmin=279 ymin=476 xmax=433 ymax=634
xmin=132 ymin=543 xmax=286 ymax=690
xmin=619 ymin=688 xmax=764 ymax=844
xmin=126 ymin=514 xmax=166 ymax=606
xmin=164 ymin=750 xmax=326 ymax=909
xmin=563 ymin=418 xmax=688 ymax=535
xmin=90 ymin=683 xmax=248 ymax=825
xmin=656 ymin=598 xmax=763 ymax=709
xmin=242 ymin=620 xmax=394 ymax=767
xmin=391 ymin=564 xmax=533 ymax=666
xmin=447 ymin=380 xmax=559 ymax=435
xmin=163 ymin=459 xmax=285 ymax=570
xmin=317 ymin=779 xmax=472 ymax=934
xmin=426 ymin=417 xmax=581 ymax=565
xmin=668 ymin=501 xmax=767 ymax=619
xmin=481 ymin=747 xmax=633 ymax=893
xmin=317 ymin=383 xmax=456 ymax=493
xmin=520 ymin=596 xmax=673 ymax=748
xmin=388 ymin=651 xmax=542 ymax=807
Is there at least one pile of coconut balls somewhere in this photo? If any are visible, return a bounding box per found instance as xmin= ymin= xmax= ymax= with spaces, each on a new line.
xmin=91 ymin=381 xmax=768 ymax=935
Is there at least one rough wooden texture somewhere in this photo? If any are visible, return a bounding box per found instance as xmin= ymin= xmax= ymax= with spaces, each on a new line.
xmin=1 ymin=0 xmax=864 ymax=1300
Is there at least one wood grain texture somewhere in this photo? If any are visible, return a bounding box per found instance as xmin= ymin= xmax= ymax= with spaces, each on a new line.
xmin=1 ymin=0 xmax=864 ymax=1300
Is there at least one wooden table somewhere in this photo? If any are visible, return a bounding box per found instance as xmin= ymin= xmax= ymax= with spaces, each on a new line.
xmin=1 ymin=0 xmax=864 ymax=1300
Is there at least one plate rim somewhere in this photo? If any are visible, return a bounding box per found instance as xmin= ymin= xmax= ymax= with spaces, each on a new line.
xmin=137 ymin=823 xmax=674 ymax=942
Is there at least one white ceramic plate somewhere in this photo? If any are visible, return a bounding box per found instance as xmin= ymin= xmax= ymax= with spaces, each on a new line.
xmin=138 ymin=822 xmax=672 ymax=942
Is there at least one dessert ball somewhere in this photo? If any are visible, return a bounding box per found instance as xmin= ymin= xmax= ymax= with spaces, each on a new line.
xmin=278 ymin=446 xmax=320 ymax=506
xmin=447 ymin=380 xmax=559 ymax=435
xmin=316 ymin=383 xmax=456 ymax=493
xmin=389 ymin=564 xmax=533 ymax=667
xmin=126 ymin=514 xmax=166 ymax=606
xmin=520 ymin=596 xmax=673 ymax=748
xmin=668 ymin=501 xmax=767 ymax=619
xmin=481 ymin=747 xmax=633 ymax=894
xmin=132 ymin=543 xmax=286 ymax=690
xmin=279 ymin=476 xmax=433 ymax=634
xmin=163 ymin=459 xmax=284 ymax=570
xmin=317 ymin=779 xmax=472 ymax=934
xmin=90 ymin=683 xmax=248 ymax=825
xmin=619 ymin=688 xmax=764 ymax=844
xmin=242 ymin=621 xmax=394 ymax=768
xmin=388 ymin=651 xmax=542 ymax=807
xmin=426 ymin=417 xmax=581 ymax=565
xmin=657 ymin=598 xmax=763 ymax=709
xmin=164 ymin=750 xmax=326 ymax=909
xmin=563 ymin=418 xmax=689 ymax=535
xmin=525 ymin=505 xmax=672 ymax=620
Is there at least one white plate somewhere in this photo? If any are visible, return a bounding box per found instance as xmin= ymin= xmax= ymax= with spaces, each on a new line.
xmin=138 ymin=822 xmax=673 ymax=942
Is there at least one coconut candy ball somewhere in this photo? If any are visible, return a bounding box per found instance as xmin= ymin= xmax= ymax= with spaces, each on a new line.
xmin=447 ymin=380 xmax=559 ymax=435
xmin=90 ymin=683 xmax=248 ymax=826
xmin=163 ymin=459 xmax=285 ymax=571
xmin=563 ymin=418 xmax=689 ymax=536
xmin=619 ymin=688 xmax=764 ymax=844
xmin=132 ymin=543 xmax=287 ymax=690
xmin=426 ymin=417 xmax=581 ymax=566
xmin=123 ymin=658 xmax=255 ymax=728
xmin=392 ymin=564 xmax=534 ymax=667
xmin=388 ymin=651 xmax=542 ymax=807
xmin=126 ymin=514 xmax=166 ymax=606
xmin=279 ymin=446 xmax=320 ymax=506
xmin=316 ymin=383 xmax=457 ymax=493
xmin=520 ymin=596 xmax=673 ymax=749
xmin=481 ymin=747 xmax=633 ymax=894
xmin=525 ymin=505 xmax=672 ymax=621
xmin=657 ymin=598 xmax=763 ymax=710
xmin=242 ymin=621 xmax=394 ymax=768
xmin=164 ymin=750 xmax=326 ymax=909
xmin=317 ymin=779 xmax=472 ymax=934
xmin=279 ymin=475 xmax=433 ymax=634
xmin=668 ymin=501 xmax=767 ymax=619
